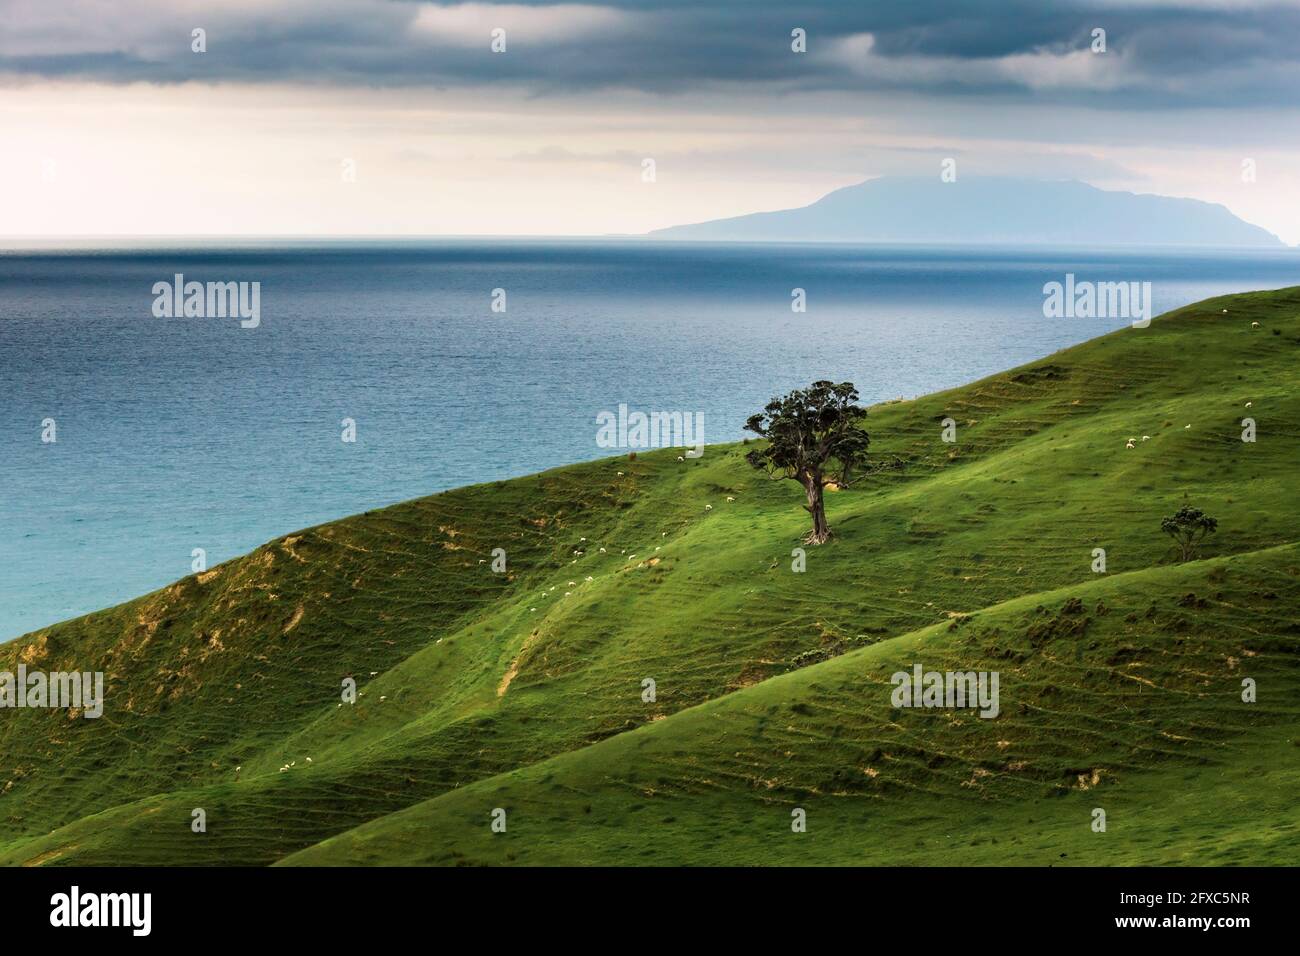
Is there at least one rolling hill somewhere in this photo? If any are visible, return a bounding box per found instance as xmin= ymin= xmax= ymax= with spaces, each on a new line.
xmin=650 ymin=176 xmax=1286 ymax=247
xmin=2 ymin=286 xmax=1298 ymax=866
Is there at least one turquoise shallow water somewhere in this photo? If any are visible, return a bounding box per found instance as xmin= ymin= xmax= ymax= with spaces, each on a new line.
xmin=2 ymin=239 xmax=1297 ymax=640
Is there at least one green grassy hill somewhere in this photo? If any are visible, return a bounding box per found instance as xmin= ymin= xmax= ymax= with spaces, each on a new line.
xmin=3 ymin=287 xmax=1298 ymax=866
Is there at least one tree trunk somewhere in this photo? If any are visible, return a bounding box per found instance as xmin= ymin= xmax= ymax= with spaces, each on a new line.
xmin=802 ymin=479 xmax=831 ymax=545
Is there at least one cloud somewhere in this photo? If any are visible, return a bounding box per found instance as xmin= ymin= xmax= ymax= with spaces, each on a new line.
xmin=410 ymin=3 xmax=635 ymax=46
xmin=1 ymin=0 xmax=1300 ymax=109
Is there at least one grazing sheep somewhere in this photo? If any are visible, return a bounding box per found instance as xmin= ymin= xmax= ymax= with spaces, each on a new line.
xmin=1252 ymin=321 xmax=1260 ymax=329
xmin=677 ymin=456 xmax=685 ymax=462
xmin=617 ymin=471 xmax=624 ymax=476
xmin=568 ymin=581 xmax=576 ymax=586
xmin=564 ymin=591 xmax=571 ymax=597
xmin=599 ymin=547 xmax=607 ymax=553
xmin=585 ymin=576 xmax=593 ymax=581
xmin=1185 ymin=424 xmax=1192 ymax=429
xmin=705 ymin=504 xmax=713 ymax=511
xmin=1142 ymin=435 xmax=1150 ymax=441
xmin=726 ymin=496 xmax=736 ymax=502
xmin=306 ymin=757 xmax=312 ymax=763
xmin=1125 ymin=440 xmax=1135 ymax=449
xmin=1245 ymin=401 xmax=1253 ymax=408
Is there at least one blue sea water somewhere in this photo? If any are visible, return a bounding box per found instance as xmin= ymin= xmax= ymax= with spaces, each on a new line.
xmin=2 ymin=239 xmax=1297 ymax=641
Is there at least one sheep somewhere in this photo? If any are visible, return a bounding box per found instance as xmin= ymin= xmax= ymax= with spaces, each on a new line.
xmin=677 ymin=456 xmax=685 ymax=462
xmin=1245 ymin=401 xmax=1253 ymax=408
xmin=585 ymin=576 xmax=593 ymax=581
xmin=379 ymin=696 xmax=386 ymax=702
xmin=1142 ymin=435 xmax=1150 ymax=441
xmin=1125 ymin=440 xmax=1135 ymax=449
xmin=564 ymin=591 xmax=571 ymax=597
xmin=1252 ymin=321 xmax=1260 ymax=329
xmin=305 ymin=757 xmax=313 ymax=763
xmin=617 ymin=471 xmax=624 ymax=476
xmin=568 ymin=581 xmax=576 ymax=586
xmin=726 ymin=496 xmax=736 ymax=502
xmin=705 ymin=504 xmax=713 ymax=511
xmin=599 ymin=547 xmax=607 ymax=553
xmin=1185 ymin=424 xmax=1192 ymax=429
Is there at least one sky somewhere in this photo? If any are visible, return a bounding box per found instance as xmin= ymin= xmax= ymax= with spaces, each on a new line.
xmin=2 ymin=0 xmax=1299 ymax=242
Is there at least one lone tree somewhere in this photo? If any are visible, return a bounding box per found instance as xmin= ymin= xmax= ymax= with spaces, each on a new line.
xmin=745 ymin=380 xmax=869 ymax=545
xmin=1161 ymin=505 xmax=1218 ymax=562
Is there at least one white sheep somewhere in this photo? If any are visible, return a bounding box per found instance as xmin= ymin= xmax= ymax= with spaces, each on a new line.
xmin=1245 ymin=401 xmax=1253 ymax=408
xmin=1252 ymin=321 xmax=1260 ymax=329
xmin=599 ymin=547 xmax=607 ymax=553
xmin=1125 ymin=440 xmax=1135 ymax=449
xmin=677 ymin=456 xmax=685 ymax=462
xmin=705 ymin=504 xmax=713 ymax=511
xmin=585 ymin=576 xmax=593 ymax=581
xmin=726 ymin=496 xmax=736 ymax=502
xmin=1142 ymin=435 xmax=1150 ymax=441
xmin=1185 ymin=424 xmax=1191 ymax=429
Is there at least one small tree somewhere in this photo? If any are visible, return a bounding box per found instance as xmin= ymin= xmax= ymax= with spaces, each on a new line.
xmin=1161 ymin=506 xmax=1218 ymax=562
xmin=744 ymin=381 xmax=869 ymax=545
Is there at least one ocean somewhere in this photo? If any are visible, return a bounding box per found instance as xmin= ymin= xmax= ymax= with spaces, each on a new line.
xmin=2 ymin=239 xmax=1297 ymax=640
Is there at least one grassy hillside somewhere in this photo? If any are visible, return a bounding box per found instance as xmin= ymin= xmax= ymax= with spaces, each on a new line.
xmin=3 ymin=286 xmax=1298 ymax=866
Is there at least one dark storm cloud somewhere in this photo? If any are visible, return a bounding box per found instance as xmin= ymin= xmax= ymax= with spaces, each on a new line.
xmin=2 ymin=0 xmax=1298 ymax=107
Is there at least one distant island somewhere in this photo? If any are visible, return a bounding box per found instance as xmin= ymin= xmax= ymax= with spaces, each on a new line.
xmin=650 ymin=176 xmax=1286 ymax=247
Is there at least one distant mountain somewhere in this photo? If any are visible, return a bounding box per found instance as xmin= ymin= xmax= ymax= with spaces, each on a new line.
xmin=650 ymin=176 xmax=1285 ymax=247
